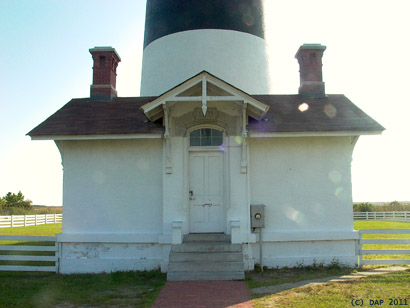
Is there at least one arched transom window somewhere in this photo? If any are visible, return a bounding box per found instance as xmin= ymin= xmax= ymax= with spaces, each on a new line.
xmin=190 ymin=128 xmax=223 ymax=146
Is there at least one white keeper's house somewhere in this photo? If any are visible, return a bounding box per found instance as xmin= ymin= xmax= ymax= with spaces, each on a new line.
xmin=28 ymin=0 xmax=384 ymax=280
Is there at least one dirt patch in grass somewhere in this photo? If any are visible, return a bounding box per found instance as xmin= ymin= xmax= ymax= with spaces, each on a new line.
xmin=246 ymin=263 xmax=357 ymax=289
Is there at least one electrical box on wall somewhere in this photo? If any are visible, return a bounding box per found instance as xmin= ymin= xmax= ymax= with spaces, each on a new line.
xmin=250 ymin=204 xmax=265 ymax=228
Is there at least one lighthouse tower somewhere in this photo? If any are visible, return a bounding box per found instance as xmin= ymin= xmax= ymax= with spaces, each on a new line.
xmin=140 ymin=0 xmax=272 ymax=96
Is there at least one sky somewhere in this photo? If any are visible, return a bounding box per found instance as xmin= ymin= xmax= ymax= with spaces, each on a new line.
xmin=0 ymin=0 xmax=409 ymax=205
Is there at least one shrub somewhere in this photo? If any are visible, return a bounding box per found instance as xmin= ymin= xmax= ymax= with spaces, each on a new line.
xmin=0 ymin=191 xmax=33 ymax=215
xmin=2 ymin=191 xmax=32 ymax=209
xmin=378 ymin=201 xmax=410 ymax=212
xmin=0 ymin=198 xmax=6 ymax=210
xmin=353 ymin=202 xmax=375 ymax=212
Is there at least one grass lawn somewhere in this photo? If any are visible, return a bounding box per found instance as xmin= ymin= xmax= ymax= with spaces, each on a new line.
xmin=0 ymin=223 xmax=62 ymax=237
xmin=253 ymin=269 xmax=410 ymax=308
xmin=354 ymin=220 xmax=410 ymax=230
xmin=0 ymin=270 xmax=166 ymax=308
xmin=2 ymin=221 xmax=409 ymax=307
xmin=0 ymin=224 xmax=166 ymax=307
xmin=250 ymin=221 xmax=410 ymax=307
xmin=354 ymin=220 xmax=410 ymax=261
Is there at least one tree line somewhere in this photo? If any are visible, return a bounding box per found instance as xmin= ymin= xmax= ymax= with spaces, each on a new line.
xmin=0 ymin=191 xmax=62 ymax=215
xmin=0 ymin=191 xmax=32 ymax=214
xmin=353 ymin=201 xmax=410 ymax=212
xmin=1 ymin=191 xmax=409 ymax=214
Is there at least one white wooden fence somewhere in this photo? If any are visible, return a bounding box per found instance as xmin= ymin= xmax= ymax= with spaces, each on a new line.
xmin=0 ymin=214 xmax=62 ymax=228
xmin=1 ymin=227 xmax=409 ymax=272
xmin=354 ymin=211 xmax=410 ymax=221
xmin=0 ymin=235 xmax=59 ymax=272
xmin=357 ymin=229 xmax=410 ymax=266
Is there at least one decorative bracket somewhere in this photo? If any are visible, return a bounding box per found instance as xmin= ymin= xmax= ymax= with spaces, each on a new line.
xmin=201 ymin=76 xmax=207 ymax=116
xmin=241 ymin=102 xmax=248 ymax=173
xmin=163 ymin=104 xmax=173 ymax=174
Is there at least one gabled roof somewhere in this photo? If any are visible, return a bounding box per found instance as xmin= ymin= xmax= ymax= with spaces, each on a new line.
xmin=249 ymin=95 xmax=384 ymax=134
xmin=28 ymin=97 xmax=164 ymax=139
xmin=28 ymin=93 xmax=384 ymax=140
xmin=141 ymin=71 xmax=270 ymax=121
xmin=28 ymin=71 xmax=384 ymax=140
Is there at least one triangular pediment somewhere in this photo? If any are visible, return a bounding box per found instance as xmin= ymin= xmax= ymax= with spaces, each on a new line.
xmin=176 ymin=81 xmax=234 ymax=97
xmin=141 ymin=71 xmax=269 ymax=122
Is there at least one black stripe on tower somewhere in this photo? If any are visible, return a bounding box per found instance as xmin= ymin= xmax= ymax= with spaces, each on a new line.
xmin=144 ymin=0 xmax=265 ymax=48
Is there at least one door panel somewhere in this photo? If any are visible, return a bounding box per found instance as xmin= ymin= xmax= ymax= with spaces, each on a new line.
xmin=189 ymin=152 xmax=224 ymax=233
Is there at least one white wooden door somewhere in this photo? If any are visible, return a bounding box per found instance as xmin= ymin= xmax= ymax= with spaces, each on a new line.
xmin=189 ymin=151 xmax=224 ymax=233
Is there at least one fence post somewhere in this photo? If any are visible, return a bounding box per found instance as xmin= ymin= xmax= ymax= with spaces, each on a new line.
xmin=393 ymin=212 xmax=396 ymax=219
xmin=406 ymin=212 xmax=408 ymax=221
xmin=366 ymin=212 xmax=368 ymax=220
xmin=24 ymin=215 xmax=27 ymax=227
xmin=35 ymin=214 xmax=38 ymax=226
xmin=358 ymin=231 xmax=363 ymax=268
xmin=11 ymin=215 xmax=15 ymax=228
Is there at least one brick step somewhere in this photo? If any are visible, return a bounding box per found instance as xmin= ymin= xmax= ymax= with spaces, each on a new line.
xmin=171 ymin=242 xmax=242 ymax=253
xmin=167 ymin=271 xmax=245 ymax=281
xmin=168 ymin=261 xmax=244 ymax=272
xmin=169 ymin=251 xmax=243 ymax=262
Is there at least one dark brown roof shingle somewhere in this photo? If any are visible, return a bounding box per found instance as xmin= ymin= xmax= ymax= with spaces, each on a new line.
xmin=28 ymin=97 xmax=164 ymax=137
xmin=28 ymin=94 xmax=384 ymax=138
xmin=249 ymin=95 xmax=384 ymax=133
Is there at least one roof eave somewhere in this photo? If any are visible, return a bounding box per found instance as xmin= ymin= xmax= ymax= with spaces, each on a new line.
xmin=30 ymin=133 xmax=163 ymax=141
xmin=249 ymin=130 xmax=384 ymax=138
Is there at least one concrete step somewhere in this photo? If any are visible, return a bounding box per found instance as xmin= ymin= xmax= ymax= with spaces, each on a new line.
xmin=184 ymin=233 xmax=230 ymax=242
xmin=167 ymin=271 xmax=245 ymax=281
xmin=168 ymin=261 xmax=244 ymax=272
xmin=169 ymin=251 xmax=243 ymax=262
xmin=171 ymin=242 xmax=242 ymax=253
xmin=168 ymin=240 xmax=245 ymax=281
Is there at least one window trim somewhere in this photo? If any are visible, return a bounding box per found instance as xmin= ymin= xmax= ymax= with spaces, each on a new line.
xmin=187 ymin=125 xmax=225 ymax=149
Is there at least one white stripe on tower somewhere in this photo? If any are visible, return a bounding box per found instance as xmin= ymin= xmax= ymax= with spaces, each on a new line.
xmin=140 ymin=0 xmax=273 ymax=96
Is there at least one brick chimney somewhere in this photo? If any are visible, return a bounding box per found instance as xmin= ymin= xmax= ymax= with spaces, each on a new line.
xmin=295 ymin=44 xmax=326 ymax=98
xmin=89 ymin=47 xmax=121 ymax=100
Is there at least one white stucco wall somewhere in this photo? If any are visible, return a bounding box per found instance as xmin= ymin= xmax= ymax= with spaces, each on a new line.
xmin=248 ymin=136 xmax=358 ymax=267
xmin=250 ymin=136 xmax=354 ymax=232
xmin=55 ymin=133 xmax=359 ymax=272
xmin=59 ymin=139 xmax=163 ymax=235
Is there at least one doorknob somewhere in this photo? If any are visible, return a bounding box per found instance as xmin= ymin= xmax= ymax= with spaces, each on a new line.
xmin=189 ymin=191 xmax=196 ymax=200
xmin=203 ymin=202 xmax=213 ymax=206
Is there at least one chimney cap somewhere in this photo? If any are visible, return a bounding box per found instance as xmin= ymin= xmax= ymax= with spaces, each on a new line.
xmin=89 ymin=46 xmax=121 ymax=61
xmin=295 ymin=44 xmax=326 ymax=58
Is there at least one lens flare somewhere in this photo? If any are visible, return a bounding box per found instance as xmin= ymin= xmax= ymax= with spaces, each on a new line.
xmin=285 ymin=206 xmax=305 ymax=224
xmin=328 ymin=170 xmax=342 ymax=184
xmin=324 ymin=104 xmax=337 ymax=118
xmin=298 ymin=103 xmax=309 ymax=112
xmin=235 ymin=136 xmax=243 ymax=144
xmin=335 ymin=187 xmax=347 ymax=200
